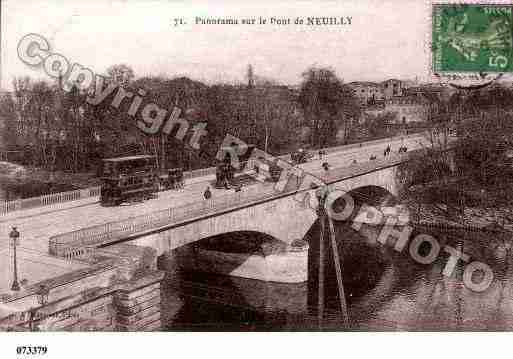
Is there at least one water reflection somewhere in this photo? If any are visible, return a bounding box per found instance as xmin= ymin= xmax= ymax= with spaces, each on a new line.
xmin=159 ymin=219 xmax=513 ymax=331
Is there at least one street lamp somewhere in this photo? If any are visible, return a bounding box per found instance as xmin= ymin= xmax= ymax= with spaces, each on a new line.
xmin=9 ymin=227 xmax=20 ymax=292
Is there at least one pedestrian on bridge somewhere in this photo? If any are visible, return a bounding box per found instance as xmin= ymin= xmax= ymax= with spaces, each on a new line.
xmin=203 ymin=186 xmax=212 ymax=200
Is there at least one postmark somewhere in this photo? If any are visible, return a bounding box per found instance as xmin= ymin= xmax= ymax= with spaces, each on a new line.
xmin=432 ymin=3 xmax=513 ymax=73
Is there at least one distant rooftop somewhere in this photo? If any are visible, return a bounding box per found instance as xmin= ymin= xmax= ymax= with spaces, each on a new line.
xmin=348 ymin=81 xmax=380 ymax=86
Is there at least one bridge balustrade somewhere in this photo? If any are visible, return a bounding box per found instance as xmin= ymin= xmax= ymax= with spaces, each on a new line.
xmin=48 ymin=148 xmax=425 ymax=259
xmin=1 ymin=161 xmax=259 ymax=216
xmin=317 ymin=133 xmax=423 ymax=156
xmin=1 ymin=186 xmax=102 ymax=216
xmin=49 ymin=183 xmax=287 ymax=258
xmin=2 ymin=134 xmax=426 ymax=216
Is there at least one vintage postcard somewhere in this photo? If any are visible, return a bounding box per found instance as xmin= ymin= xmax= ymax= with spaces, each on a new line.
xmin=1 ymin=0 xmax=513 ymax=357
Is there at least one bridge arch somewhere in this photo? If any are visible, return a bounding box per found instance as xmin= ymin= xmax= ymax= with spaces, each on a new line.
xmin=190 ymin=230 xmax=290 ymax=254
xmin=158 ymin=229 xmax=309 ymax=284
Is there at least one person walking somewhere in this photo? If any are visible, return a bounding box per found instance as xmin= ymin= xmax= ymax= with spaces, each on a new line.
xmin=203 ymin=186 xmax=212 ymax=200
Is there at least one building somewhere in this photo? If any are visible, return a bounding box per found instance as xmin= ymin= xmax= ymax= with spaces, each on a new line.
xmin=381 ymin=79 xmax=407 ymax=99
xmin=383 ymin=95 xmax=431 ymax=124
xmin=348 ymin=79 xmax=447 ymax=124
xmin=349 ymin=79 xmax=413 ymax=105
xmin=365 ymin=95 xmax=432 ymax=124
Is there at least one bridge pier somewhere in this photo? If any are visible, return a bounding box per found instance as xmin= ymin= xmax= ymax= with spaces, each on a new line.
xmin=156 ymin=242 xmax=310 ymax=328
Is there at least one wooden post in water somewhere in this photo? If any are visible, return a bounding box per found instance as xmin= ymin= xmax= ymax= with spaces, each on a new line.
xmin=317 ymin=208 xmax=325 ymax=329
xmin=328 ymin=216 xmax=350 ymax=326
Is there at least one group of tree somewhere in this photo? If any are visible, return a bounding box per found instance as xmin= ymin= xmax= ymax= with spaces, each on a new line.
xmin=0 ymin=64 xmax=360 ymax=174
xmin=397 ymin=83 xmax=513 ymax=223
xmin=362 ymin=111 xmax=397 ymax=139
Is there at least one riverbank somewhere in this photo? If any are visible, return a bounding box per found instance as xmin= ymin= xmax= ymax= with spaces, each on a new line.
xmin=0 ymin=162 xmax=100 ymax=200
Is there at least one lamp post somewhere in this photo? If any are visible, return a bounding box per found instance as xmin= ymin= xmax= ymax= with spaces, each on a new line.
xmin=9 ymin=227 xmax=20 ymax=292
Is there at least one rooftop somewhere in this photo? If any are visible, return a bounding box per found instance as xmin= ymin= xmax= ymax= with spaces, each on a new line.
xmin=348 ymin=81 xmax=380 ymax=87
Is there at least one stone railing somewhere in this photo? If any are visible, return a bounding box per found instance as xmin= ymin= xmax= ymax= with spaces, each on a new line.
xmin=48 ymin=147 xmax=426 ymax=259
xmin=0 ymin=161 xmax=256 ymax=216
xmin=0 ymin=187 xmax=101 ymax=216
xmin=183 ymin=166 xmax=216 ymax=180
xmin=318 ymin=133 xmax=425 ymax=156
xmin=49 ymin=183 xmax=288 ymax=258
xmin=1 ymin=134 xmax=425 ymax=216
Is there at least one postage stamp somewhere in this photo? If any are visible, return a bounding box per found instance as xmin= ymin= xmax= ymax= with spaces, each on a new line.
xmin=432 ymin=4 xmax=513 ymax=72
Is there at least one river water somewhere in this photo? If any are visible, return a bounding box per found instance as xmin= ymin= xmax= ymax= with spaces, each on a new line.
xmin=159 ymin=220 xmax=513 ymax=331
xmin=2 ymin=161 xmax=510 ymax=330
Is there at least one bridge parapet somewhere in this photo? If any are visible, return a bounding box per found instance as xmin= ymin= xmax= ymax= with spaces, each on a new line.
xmin=0 ymin=160 xmax=258 ymax=216
xmin=48 ymin=183 xmax=300 ymax=258
xmin=48 ymin=150 xmax=425 ymax=259
xmin=1 ymin=133 xmax=426 ymax=216
xmin=47 ymin=134 xmax=435 ymax=259
xmin=0 ymin=187 xmax=101 ymax=215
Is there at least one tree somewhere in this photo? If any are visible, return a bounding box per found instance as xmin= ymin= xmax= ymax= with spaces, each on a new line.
xmin=106 ymin=64 xmax=135 ymax=87
xmin=298 ymin=67 xmax=359 ymax=148
xmin=0 ymin=93 xmax=18 ymax=151
xmin=364 ymin=111 xmax=396 ymax=139
xmin=397 ymin=96 xmax=513 ymax=223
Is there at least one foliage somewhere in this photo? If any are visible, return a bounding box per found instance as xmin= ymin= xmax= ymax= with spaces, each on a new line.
xmin=298 ymin=67 xmax=360 ymax=148
xmin=0 ymin=65 xmax=304 ymax=173
xmin=364 ymin=111 xmax=396 ymax=138
xmin=398 ymin=85 xmax=513 ymax=222
xmin=106 ymin=64 xmax=135 ymax=87
xmin=0 ymin=92 xmax=18 ymax=150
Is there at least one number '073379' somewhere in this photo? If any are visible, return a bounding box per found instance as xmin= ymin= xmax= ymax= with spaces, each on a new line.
xmin=16 ymin=346 xmax=48 ymax=355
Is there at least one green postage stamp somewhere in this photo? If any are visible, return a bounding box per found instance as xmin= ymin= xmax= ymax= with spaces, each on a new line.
xmin=432 ymin=4 xmax=513 ymax=72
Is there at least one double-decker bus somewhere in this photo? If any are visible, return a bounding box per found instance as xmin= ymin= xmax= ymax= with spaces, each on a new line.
xmin=100 ymin=155 xmax=158 ymax=206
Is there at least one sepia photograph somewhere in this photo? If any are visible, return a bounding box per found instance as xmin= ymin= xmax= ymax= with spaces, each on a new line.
xmin=1 ymin=0 xmax=513 ymax=356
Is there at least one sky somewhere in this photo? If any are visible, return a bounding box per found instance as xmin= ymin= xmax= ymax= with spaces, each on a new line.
xmin=1 ymin=0 xmax=433 ymax=90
